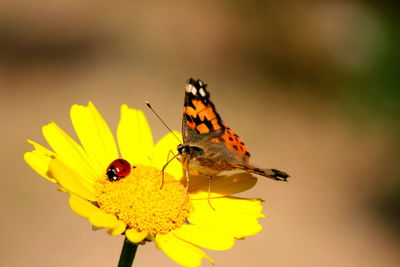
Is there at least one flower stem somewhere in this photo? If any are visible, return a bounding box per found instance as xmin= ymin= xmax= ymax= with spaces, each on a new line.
xmin=118 ymin=237 xmax=138 ymax=267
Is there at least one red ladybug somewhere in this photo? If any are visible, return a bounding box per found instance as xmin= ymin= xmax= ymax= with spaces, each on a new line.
xmin=106 ymin=159 xmax=131 ymax=181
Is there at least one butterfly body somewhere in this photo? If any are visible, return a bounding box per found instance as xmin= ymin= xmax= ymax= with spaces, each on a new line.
xmin=177 ymin=144 xmax=236 ymax=176
xmin=177 ymin=78 xmax=289 ymax=181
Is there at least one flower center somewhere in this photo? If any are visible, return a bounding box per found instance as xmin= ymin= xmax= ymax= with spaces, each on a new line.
xmin=94 ymin=165 xmax=191 ymax=235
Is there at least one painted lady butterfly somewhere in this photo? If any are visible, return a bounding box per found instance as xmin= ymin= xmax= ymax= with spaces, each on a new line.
xmin=177 ymin=78 xmax=289 ymax=182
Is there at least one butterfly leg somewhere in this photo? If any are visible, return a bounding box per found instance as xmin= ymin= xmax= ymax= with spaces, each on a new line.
xmin=184 ymin=168 xmax=190 ymax=196
xmin=176 ymin=167 xmax=191 ymax=218
xmin=206 ymin=175 xmax=216 ymax=211
xmin=161 ymin=150 xmax=179 ymax=189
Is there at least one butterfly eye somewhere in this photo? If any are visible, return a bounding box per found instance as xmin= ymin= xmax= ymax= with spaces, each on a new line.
xmin=177 ymin=144 xmax=184 ymax=154
xmin=106 ymin=159 xmax=131 ymax=181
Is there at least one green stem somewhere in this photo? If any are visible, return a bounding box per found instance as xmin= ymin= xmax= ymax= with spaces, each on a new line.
xmin=118 ymin=237 xmax=138 ymax=267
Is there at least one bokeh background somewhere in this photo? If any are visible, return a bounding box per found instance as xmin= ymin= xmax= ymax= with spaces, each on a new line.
xmin=1 ymin=1 xmax=399 ymax=266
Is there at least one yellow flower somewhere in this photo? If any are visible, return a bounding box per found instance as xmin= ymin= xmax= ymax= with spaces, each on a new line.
xmin=24 ymin=102 xmax=265 ymax=267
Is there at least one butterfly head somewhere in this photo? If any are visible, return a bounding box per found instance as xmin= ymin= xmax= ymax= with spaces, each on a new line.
xmin=177 ymin=144 xmax=205 ymax=158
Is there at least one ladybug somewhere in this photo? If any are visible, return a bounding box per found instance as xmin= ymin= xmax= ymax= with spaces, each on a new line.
xmin=106 ymin=159 xmax=132 ymax=181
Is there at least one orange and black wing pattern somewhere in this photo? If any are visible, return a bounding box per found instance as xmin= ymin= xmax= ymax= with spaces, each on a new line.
xmin=216 ymin=124 xmax=251 ymax=163
xmin=182 ymin=78 xmax=224 ymax=142
xmin=182 ymin=78 xmax=251 ymax=163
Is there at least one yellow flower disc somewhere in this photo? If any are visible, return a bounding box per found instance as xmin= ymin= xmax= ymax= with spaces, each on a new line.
xmin=95 ymin=165 xmax=191 ymax=235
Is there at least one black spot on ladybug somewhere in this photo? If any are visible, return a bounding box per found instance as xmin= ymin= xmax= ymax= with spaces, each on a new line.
xmin=106 ymin=170 xmax=119 ymax=181
xmin=228 ymin=137 xmax=233 ymax=141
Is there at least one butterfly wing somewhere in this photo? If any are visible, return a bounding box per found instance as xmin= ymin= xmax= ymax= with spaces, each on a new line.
xmin=182 ymin=78 xmax=250 ymax=164
xmin=182 ymin=78 xmax=224 ymax=143
xmin=194 ymin=157 xmax=289 ymax=181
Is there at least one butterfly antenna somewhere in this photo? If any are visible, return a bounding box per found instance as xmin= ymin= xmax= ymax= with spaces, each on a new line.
xmin=145 ymin=101 xmax=182 ymax=143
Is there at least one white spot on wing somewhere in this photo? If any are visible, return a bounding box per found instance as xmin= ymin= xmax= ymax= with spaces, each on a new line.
xmin=191 ymin=86 xmax=197 ymax=95
xmin=186 ymin=84 xmax=194 ymax=93
xmin=199 ymin=88 xmax=206 ymax=97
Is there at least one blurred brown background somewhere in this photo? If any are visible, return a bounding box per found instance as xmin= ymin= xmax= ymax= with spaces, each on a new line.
xmin=1 ymin=1 xmax=400 ymax=266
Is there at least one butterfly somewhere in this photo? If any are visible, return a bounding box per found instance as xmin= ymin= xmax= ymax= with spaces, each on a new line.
xmin=176 ymin=78 xmax=289 ymax=183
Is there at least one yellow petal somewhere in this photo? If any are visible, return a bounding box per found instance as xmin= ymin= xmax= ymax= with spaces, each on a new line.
xmin=69 ymin=193 xmax=100 ymax=217
xmin=24 ymin=140 xmax=56 ymax=183
xmin=69 ymin=195 xmax=126 ymax=235
xmin=192 ymin=196 xmax=265 ymax=217
xmin=172 ymin=224 xmax=235 ymax=251
xmin=48 ymin=158 xmax=95 ymax=201
xmin=42 ymin=122 xmax=97 ymax=189
xmin=189 ymin=173 xmax=258 ymax=197
xmin=70 ymin=102 xmax=119 ymax=176
xmin=89 ymin=212 xmax=121 ymax=228
xmin=108 ymin=220 xmax=127 ymax=236
xmin=117 ymin=105 xmax=153 ymax=165
xmin=152 ymin=131 xmax=183 ymax=180
xmin=188 ymin=197 xmax=264 ymax=238
xmin=156 ymin=232 xmax=214 ymax=267
xmin=125 ymin=229 xmax=149 ymax=243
